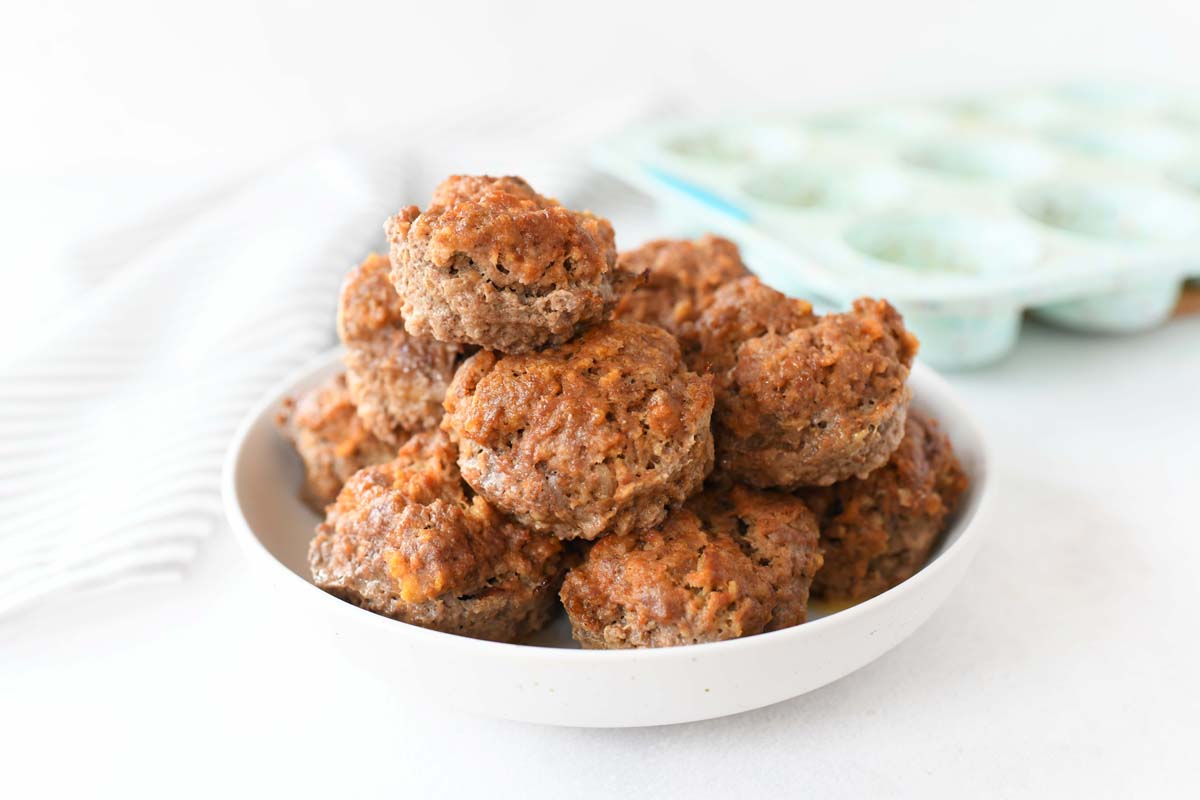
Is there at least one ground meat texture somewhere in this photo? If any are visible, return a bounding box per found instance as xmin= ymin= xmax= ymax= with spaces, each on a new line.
xmin=799 ymin=410 xmax=968 ymax=604
xmin=560 ymin=485 xmax=823 ymax=649
xmin=613 ymin=235 xmax=752 ymax=355
xmin=276 ymin=372 xmax=395 ymax=512
xmin=441 ymin=320 xmax=714 ymax=540
xmin=702 ymin=283 xmax=918 ymax=489
xmin=308 ymin=431 xmax=567 ymax=642
xmin=386 ymin=175 xmax=637 ymax=353
xmin=691 ymin=276 xmax=816 ymax=375
xmin=337 ymin=252 xmax=466 ymax=445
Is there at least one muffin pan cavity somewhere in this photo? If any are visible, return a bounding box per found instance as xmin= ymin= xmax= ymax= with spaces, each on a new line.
xmin=845 ymin=214 xmax=1040 ymax=277
xmin=1055 ymin=81 xmax=1173 ymax=115
xmin=595 ymin=82 xmax=1200 ymax=369
xmin=741 ymin=163 xmax=910 ymax=212
xmin=1033 ymin=278 xmax=1182 ymax=333
xmin=903 ymin=136 xmax=1058 ymax=182
xmin=1017 ymin=181 xmax=1200 ymax=243
xmin=953 ymin=94 xmax=1067 ymax=131
xmin=1044 ymin=121 xmax=1192 ymax=166
xmin=665 ymin=126 xmax=804 ymax=164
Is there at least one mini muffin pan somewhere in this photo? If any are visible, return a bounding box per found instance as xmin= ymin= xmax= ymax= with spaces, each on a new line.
xmin=593 ymin=82 xmax=1200 ymax=368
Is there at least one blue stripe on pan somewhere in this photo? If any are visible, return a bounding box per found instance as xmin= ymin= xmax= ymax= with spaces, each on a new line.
xmin=643 ymin=166 xmax=751 ymax=222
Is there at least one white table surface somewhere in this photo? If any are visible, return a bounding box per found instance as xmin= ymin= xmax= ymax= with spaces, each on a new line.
xmin=3 ymin=313 xmax=1197 ymax=797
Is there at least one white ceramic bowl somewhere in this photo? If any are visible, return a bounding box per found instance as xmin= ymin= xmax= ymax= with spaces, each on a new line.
xmin=222 ymin=348 xmax=992 ymax=727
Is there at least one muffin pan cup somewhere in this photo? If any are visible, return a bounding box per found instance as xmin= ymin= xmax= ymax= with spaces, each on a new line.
xmin=595 ymin=83 xmax=1200 ymax=368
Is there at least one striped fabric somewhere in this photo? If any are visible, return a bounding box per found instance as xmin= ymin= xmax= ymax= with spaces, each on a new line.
xmin=0 ymin=148 xmax=398 ymax=616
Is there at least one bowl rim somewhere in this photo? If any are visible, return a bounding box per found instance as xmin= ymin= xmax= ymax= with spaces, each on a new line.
xmin=221 ymin=347 xmax=991 ymax=664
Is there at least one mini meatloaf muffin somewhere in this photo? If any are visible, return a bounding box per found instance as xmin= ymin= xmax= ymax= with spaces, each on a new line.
xmin=613 ymin=234 xmax=752 ymax=352
xmin=385 ymin=175 xmax=636 ymax=353
xmin=308 ymin=430 xmax=567 ymax=642
xmin=276 ymin=372 xmax=395 ymax=512
xmin=337 ymin=252 xmax=467 ymax=445
xmin=798 ymin=410 xmax=968 ymax=604
xmin=691 ymin=275 xmax=816 ymax=373
xmin=441 ymin=320 xmax=714 ymax=540
xmin=697 ymin=278 xmax=918 ymax=489
xmin=560 ymin=485 xmax=823 ymax=649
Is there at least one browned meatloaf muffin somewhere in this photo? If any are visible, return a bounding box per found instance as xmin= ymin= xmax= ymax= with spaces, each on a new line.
xmin=385 ymin=175 xmax=637 ymax=353
xmin=308 ymin=430 xmax=567 ymax=642
xmin=697 ymin=278 xmax=918 ymax=489
xmin=337 ymin=252 xmax=467 ymax=445
xmin=691 ymin=276 xmax=816 ymax=373
xmin=613 ymin=235 xmax=752 ymax=354
xmin=276 ymin=372 xmax=395 ymax=512
xmin=560 ymin=485 xmax=823 ymax=649
xmin=441 ymin=320 xmax=714 ymax=540
xmin=799 ymin=410 xmax=968 ymax=604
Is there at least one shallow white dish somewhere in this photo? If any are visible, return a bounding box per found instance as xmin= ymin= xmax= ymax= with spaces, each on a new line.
xmin=222 ymin=348 xmax=992 ymax=727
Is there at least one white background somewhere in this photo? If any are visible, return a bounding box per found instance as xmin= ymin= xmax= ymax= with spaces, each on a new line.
xmin=6 ymin=0 xmax=1200 ymax=290
xmin=6 ymin=0 xmax=1200 ymax=179
xmin=3 ymin=1 xmax=1200 ymax=797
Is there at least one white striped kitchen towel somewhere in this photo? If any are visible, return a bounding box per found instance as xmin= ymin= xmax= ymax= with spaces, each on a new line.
xmin=0 ymin=145 xmax=406 ymax=617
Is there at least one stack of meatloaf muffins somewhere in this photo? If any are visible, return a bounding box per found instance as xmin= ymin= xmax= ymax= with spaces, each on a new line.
xmin=277 ymin=175 xmax=969 ymax=648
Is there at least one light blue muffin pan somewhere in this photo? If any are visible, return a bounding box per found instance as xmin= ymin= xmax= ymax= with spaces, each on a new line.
xmin=593 ymin=83 xmax=1200 ymax=368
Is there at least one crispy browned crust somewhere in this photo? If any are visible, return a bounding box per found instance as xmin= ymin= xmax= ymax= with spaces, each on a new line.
xmin=308 ymin=431 xmax=567 ymax=642
xmin=560 ymin=485 xmax=822 ymax=649
xmin=386 ymin=175 xmax=637 ymax=353
xmin=799 ymin=410 xmax=968 ymax=604
xmin=441 ymin=320 xmax=714 ymax=540
xmin=698 ymin=279 xmax=918 ymax=489
xmin=276 ymin=372 xmax=395 ymax=512
xmin=337 ymin=252 xmax=467 ymax=444
xmin=614 ymin=235 xmax=752 ymax=354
